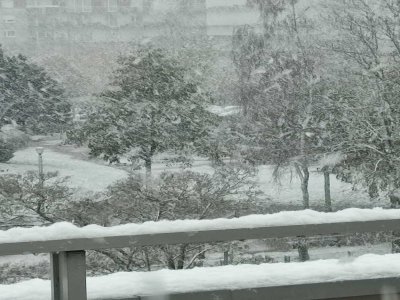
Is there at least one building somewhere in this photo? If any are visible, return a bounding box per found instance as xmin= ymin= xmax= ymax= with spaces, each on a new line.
xmin=206 ymin=0 xmax=261 ymax=38
xmin=0 ymin=0 xmax=30 ymax=52
xmin=0 ymin=0 xmax=208 ymax=54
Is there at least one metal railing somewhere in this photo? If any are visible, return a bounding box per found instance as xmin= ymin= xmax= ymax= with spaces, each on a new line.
xmin=1 ymin=215 xmax=400 ymax=300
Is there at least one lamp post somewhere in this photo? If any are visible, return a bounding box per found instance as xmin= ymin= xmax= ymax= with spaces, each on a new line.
xmin=36 ymin=147 xmax=44 ymax=187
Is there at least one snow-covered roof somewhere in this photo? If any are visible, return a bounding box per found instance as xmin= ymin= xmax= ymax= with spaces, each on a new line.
xmin=1 ymin=253 xmax=400 ymax=299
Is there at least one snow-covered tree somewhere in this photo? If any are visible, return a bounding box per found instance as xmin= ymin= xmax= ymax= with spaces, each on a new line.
xmin=0 ymin=139 xmax=15 ymax=163
xmin=91 ymin=164 xmax=260 ymax=271
xmin=323 ymin=0 xmax=400 ymax=202
xmin=71 ymin=47 xmax=217 ymax=176
xmin=237 ymin=0 xmax=328 ymax=210
xmin=0 ymin=171 xmax=72 ymax=224
xmin=232 ymin=25 xmax=264 ymax=115
xmin=0 ymin=48 xmax=71 ymax=134
xmin=34 ymin=54 xmax=93 ymax=98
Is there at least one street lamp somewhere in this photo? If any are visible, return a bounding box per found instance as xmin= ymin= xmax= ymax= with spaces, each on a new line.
xmin=36 ymin=147 xmax=44 ymax=187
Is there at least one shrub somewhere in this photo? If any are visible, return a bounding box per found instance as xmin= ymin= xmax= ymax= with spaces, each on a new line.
xmin=0 ymin=139 xmax=15 ymax=163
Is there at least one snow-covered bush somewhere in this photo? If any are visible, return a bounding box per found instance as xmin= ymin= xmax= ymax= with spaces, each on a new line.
xmin=0 ymin=171 xmax=72 ymax=223
xmin=0 ymin=260 xmax=49 ymax=284
xmin=65 ymin=164 xmax=262 ymax=273
xmin=0 ymin=139 xmax=15 ymax=163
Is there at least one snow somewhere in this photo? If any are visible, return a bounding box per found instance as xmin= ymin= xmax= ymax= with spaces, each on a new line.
xmin=1 ymin=253 xmax=400 ymax=300
xmin=0 ymin=139 xmax=370 ymax=208
xmin=319 ymin=152 xmax=345 ymax=167
xmin=0 ymin=208 xmax=398 ymax=244
xmin=257 ymin=165 xmax=371 ymax=208
xmin=0 ymin=147 xmax=128 ymax=192
xmin=207 ymin=105 xmax=240 ymax=117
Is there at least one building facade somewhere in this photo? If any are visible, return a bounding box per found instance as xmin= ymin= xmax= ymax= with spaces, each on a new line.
xmin=0 ymin=0 xmax=208 ymax=54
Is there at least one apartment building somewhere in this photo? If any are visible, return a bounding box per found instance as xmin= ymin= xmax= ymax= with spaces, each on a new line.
xmin=206 ymin=0 xmax=261 ymax=38
xmin=0 ymin=0 xmax=30 ymax=52
xmin=0 ymin=0 xmax=207 ymax=54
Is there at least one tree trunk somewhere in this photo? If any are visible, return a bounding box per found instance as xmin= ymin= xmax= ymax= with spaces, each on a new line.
xmin=223 ymin=251 xmax=229 ymax=265
xmin=144 ymin=157 xmax=151 ymax=175
xmin=295 ymin=163 xmax=311 ymax=262
xmin=166 ymin=254 xmax=175 ymax=270
xmin=177 ymin=245 xmax=187 ymax=270
xmin=143 ymin=248 xmax=151 ymax=271
xmin=297 ymin=240 xmax=310 ymax=262
xmin=392 ymin=231 xmax=400 ymax=253
xmin=301 ymin=165 xmax=310 ymax=209
xmin=300 ymin=167 xmax=310 ymax=261
xmin=324 ymin=170 xmax=332 ymax=212
xmin=144 ymin=156 xmax=152 ymax=183
xmin=389 ymin=188 xmax=400 ymax=253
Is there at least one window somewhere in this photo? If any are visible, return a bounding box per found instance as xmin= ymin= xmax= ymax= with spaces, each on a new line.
xmin=26 ymin=0 xmax=43 ymax=7
xmin=92 ymin=0 xmax=105 ymax=12
xmin=3 ymin=16 xmax=16 ymax=24
xmin=109 ymin=14 xmax=118 ymax=27
xmin=14 ymin=0 xmax=26 ymax=7
xmin=118 ymin=0 xmax=130 ymax=7
xmin=1 ymin=0 xmax=14 ymax=8
xmin=143 ymin=0 xmax=152 ymax=13
xmin=4 ymin=30 xmax=16 ymax=37
xmin=82 ymin=0 xmax=91 ymax=12
xmin=108 ymin=0 xmax=117 ymax=12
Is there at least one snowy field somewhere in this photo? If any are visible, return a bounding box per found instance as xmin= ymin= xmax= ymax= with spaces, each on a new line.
xmin=0 ymin=141 xmax=374 ymax=209
xmin=257 ymin=166 xmax=373 ymax=209
xmin=0 ymin=146 xmax=127 ymax=192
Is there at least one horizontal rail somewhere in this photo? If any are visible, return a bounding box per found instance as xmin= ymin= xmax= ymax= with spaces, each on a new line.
xmin=0 ymin=218 xmax=399 ymax=256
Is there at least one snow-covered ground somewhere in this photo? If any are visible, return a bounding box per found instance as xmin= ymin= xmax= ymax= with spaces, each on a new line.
xmin=257 ymin=166 xmax=373 ymax=208
xmin=1 ymin=253 xmax=400 ymax=300
xmin=1 ymin=142 xmax=373 ymax=209
xmin=205 ymin=242 xmax=392 ymax=265
xmin=0 ymin=147 xmax=128 ymax=192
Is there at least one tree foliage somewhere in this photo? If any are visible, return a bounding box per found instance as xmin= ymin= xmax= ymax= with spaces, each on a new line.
xmin=0 ymin=171 xmax=72 ymax=224
xmin=70 ymin=47 xmax=217 ymax=173
xmin=0 ymin=139 xmax=15 ymax=163
xmin=84 ymin=164 xmax=260 ymax=272
xmin=0 ymin=48 xmax=71 ymax=133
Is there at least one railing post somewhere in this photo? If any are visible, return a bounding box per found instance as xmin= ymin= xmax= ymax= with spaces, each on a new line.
xmin=51 ymin=251 xmax=87 ymax=300
xmin=51 ymin=253 xmax=61 ymax=300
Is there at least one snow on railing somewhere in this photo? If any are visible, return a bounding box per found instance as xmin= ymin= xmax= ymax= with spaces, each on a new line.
xmin=1 ymin=208 xmax=400 ymax=300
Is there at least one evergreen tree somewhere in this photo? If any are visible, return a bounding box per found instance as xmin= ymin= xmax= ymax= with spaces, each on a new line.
xmin=71 ymin=47 xmax=217 ymax=175
xmin=0 ymin=48 xmax=71 ymax=134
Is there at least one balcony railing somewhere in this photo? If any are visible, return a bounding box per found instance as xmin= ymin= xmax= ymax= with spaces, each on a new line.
xmin=0 ymin=209 xmax=400 ymax=300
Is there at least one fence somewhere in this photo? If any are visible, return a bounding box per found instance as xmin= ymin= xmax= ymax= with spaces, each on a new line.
xmin=1 ymin=213 xmax=400 ymax=300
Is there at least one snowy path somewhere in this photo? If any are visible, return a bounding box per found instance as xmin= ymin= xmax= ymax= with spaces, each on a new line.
xmin=0 ymin=147 xmax=128 ymax=192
